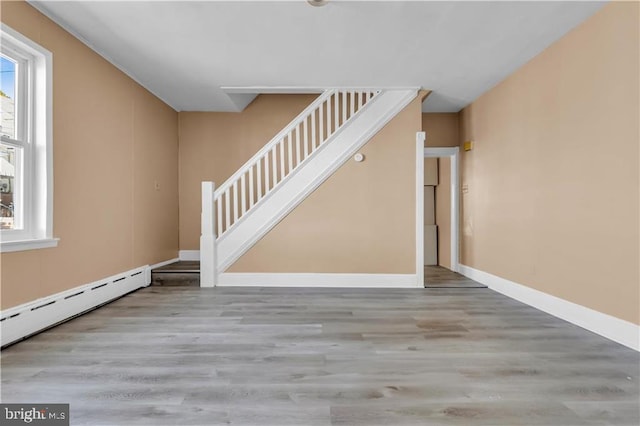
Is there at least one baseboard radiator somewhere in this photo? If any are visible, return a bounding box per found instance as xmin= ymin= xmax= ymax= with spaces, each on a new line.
xmin=0 ymin=265 xmax=151 ymax=347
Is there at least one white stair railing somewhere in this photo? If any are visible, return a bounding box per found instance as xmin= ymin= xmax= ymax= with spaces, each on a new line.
xmin=212 ymin=89 xmax=381 ymax=238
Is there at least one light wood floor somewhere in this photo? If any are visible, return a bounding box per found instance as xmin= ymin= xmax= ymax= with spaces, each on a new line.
xmin=1 ymin=285 xmax=638 ymax=425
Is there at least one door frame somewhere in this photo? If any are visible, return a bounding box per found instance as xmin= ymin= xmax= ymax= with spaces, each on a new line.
xmin=416 ymin=132 xmax=460 ymax=284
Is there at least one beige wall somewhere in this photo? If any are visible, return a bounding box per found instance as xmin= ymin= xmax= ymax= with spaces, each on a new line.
xmin=0 ymin=1 xmax=179 ymax=309
xmin=422 ymin=113 xmax=459 ymax=270
xmin=178 ymin=94 xmax=317 ymax=250
xmin=459 ymin=2 xmax=639 ymax=325
xmin=422 ymin=113 xmax=459 ymax=147
xmin=180 ymin=94 xmax=422 ymax=273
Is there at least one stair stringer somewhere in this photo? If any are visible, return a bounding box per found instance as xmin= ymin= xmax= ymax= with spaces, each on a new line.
xmin=216 ymin=89 xmax=418 ymax=273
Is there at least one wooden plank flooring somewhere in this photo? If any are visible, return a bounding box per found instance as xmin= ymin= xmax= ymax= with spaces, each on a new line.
xmin=1 ymin=285 xmax=638 ymax=425
xmin=424 ymin=266 xmax=486 ymax=288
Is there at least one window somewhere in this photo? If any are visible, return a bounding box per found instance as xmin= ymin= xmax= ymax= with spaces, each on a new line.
xmin=0 ymin=24 xmax=55 ymax=252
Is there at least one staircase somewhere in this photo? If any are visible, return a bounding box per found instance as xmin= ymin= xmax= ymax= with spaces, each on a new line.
xmin=200 ymin=88 xmax=417 ymax=286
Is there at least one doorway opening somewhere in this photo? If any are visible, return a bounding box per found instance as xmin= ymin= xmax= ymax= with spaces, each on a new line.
xmin=423 ymin=147 xmax=460 ymax=284
xmin=416 ymin=134 xmax=486 ymax=288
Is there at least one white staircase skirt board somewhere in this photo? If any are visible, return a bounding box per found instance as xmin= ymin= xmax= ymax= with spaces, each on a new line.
xmin=458 ymin=264 xmax=640 ymax=352
xmin=0 ymin=264 xmax=160 ymax=347
xmin=145 ymin=257 xmax=180 ymax=283
xmin=218 ymin=273 xmax=420 ymax=288
xmin=216 ymin=89 xmax=417 ymax=273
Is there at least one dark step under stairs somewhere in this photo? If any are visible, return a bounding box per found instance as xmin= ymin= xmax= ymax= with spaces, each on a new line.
xmin=151 ymin=261 xmax=200 ymax=286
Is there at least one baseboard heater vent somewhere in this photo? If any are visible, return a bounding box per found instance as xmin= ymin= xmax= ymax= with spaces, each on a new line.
xmin=63 ymin=291 xmax=84 ymax=300
xmin=30 ymin=301 xmax=56 ymax=311
xmin=0 ymin=266 xmax=150 ymax=348
xmin=91 ymin=283 xmax=108 ymax=290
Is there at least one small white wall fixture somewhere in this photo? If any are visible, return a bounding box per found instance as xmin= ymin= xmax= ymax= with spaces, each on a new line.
xmin=422 ymin=146 xmax=460 ymax=273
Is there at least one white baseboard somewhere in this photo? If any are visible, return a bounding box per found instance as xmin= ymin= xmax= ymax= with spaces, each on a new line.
xmin=179 ymin=250 xmax=200 ymax=261
xmin=218 ymin=273 xmax=420 ymax=288
xmin=0 ymin=264 xmax=156 ymax=347
xmin=458 ymin=264 xmax=640 ymax=351
xmin=178 ymin=250 xmax=418 ymax=288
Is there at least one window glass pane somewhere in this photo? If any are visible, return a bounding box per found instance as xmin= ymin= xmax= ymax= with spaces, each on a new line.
xmin=0 ymin=54 xmax=16 ymax=139
xmin=0 ymin=144 xmax=16 ymax=229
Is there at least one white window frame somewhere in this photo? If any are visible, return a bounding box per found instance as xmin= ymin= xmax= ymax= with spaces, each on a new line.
xmin=0 ymin=24 xmax=56 ymax=252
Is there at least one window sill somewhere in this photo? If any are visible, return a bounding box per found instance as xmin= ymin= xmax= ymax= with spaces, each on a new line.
xmin=0 ymin=238 xmax=59 ymax=253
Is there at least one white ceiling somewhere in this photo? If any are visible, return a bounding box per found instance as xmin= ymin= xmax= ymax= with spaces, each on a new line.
xmin=28 ymin=0 xmax=605 ymax=112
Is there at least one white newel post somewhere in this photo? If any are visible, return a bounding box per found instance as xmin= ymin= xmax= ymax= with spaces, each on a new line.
xmin=200 ymin=181 xmax=217 ymax=287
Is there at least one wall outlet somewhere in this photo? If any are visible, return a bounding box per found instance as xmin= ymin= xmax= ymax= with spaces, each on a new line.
xmin=154 ymin=180 xmax=160 ymax=191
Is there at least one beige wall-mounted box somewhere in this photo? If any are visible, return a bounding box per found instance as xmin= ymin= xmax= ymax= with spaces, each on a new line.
xmin=424 ymin=157 xmax=438 ymax=186
xmin=424 ymin=186 xmax=435 ymax=225
xmin=424 ymin=225 xmax=438 ymax=266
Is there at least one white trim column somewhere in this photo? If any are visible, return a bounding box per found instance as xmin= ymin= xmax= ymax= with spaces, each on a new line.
xmin=200 ymin=181 xmax=217 ymax=287
xmin=450 ymin=148 xmax=460 ymax=272
xmin=415 ymin=132 xmax=425 ymax=287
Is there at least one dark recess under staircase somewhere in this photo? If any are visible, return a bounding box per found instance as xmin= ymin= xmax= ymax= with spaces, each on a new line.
xmin=151 ymin=261 xmax=200 ymax=286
